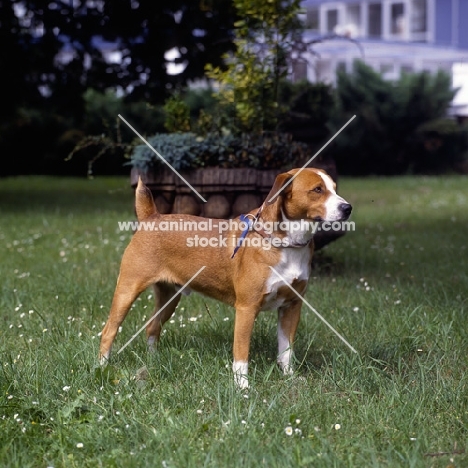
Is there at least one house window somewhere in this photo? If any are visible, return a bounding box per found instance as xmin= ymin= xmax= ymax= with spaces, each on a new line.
xmin=391 ymin=3 xmax=405 ymax=35
xmin=292 ymin=61 xmax=308 ymax=82
xmin=368 ymin=3 xmax=382 ymax=37
xmin=337 ymin=61 xmax=347 ymax=73
xmin=306 ymin=7 xmax=319 ymax=30
xmin=380 ymin=63 xmax=394 ymax=74
xmin=411 ymin=0 xmax=427 ymax=33
xmin=346 ymin=4 xmax=361 ymax=37
xmin=326 ymin=9 xmax=339 ymax=33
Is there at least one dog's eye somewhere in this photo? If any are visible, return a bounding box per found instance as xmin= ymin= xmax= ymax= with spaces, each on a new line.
xmin=310 ymin=186 xmax=322 ymax=194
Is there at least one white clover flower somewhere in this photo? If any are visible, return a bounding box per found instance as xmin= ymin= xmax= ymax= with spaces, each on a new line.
xmin=334 ymin=423 xmax=341 ymax=430
xmin=62 ymin=386 xmax=71 ymax=392
xmin=76 ymin=443 xmax=84 ymax=448
xmin=284 ymin=426 xmax=293 ymax=436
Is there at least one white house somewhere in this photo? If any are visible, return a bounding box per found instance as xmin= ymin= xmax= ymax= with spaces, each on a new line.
xmin=297 ymin=0 xmax=468 ymax=116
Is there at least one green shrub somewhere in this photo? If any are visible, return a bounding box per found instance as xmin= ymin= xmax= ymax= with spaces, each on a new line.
xmin=0 ymin=108 xmax=69 ymax=176
xmin=330 ymin=60 xmax=458 ymax=175
xmin=411 ymin=119 xmax=468 ymax=174
xmin=130 ymin=131 xmax=314 ymax=171
xmin=278 ymin=80 xmax=335 ymax=144
xmin=83 ymin=89 xmax=166 ymax=141
xmin=163 ymin=94 xmax=191 ymax=132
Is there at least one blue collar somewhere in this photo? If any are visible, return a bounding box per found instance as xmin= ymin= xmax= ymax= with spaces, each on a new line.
xmin=231 ymin=214 xmax=253 ymax=259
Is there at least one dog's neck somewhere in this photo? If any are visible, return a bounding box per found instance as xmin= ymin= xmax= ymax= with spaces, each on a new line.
xmin=279 ymin=209 xmax=314 ymax=247
xmin=252 ymin=206 xmax=314 ymax=248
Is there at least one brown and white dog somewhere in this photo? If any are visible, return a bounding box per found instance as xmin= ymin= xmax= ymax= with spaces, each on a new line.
xmin=99 ymin=168 xmax=352 ymax=388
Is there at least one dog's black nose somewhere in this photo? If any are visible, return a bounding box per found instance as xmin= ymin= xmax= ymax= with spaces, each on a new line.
xmin=339 ymin=203 xmax=352 ymax=217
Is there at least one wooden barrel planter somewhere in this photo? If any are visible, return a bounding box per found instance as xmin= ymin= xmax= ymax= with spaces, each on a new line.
xmin=130 ymin=158 xmax=345 ymax=250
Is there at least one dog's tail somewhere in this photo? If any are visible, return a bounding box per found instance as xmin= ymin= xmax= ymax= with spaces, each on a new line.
xmin=135 ymin=177 xmax=159 ymax=221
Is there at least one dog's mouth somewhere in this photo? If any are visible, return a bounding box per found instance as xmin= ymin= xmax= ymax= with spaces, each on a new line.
xmin=338 ymin=212 xmax=352 ymax=222
xmin=312 ymin=213 xmax=351 ymax=223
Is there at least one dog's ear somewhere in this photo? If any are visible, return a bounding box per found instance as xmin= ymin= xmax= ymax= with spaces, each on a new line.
xmin=265 ymin=173 xmax=293 ymax=205
xmin=261 ymin=172 xmax=293 ymax=223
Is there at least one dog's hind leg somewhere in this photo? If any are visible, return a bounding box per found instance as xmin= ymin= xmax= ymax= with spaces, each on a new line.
xmin=146 ymin=282 xmax=181 ymax=350
xmin=99 ymin=246 xmax=157 ymax=364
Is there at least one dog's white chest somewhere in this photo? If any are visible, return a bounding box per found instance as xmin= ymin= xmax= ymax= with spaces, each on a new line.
xmin=261 ymin=247 xmax=311 ymax=310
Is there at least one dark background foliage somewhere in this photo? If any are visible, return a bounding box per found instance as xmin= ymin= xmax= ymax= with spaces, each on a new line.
xmin=328 ymin=61 xmax=467 ymax=176
xmin=0 ymin=0 xmax=466 ymax=177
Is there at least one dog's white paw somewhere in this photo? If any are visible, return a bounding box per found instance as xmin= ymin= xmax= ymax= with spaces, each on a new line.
xmin=233 ymin=361 xmax=249 ymax=389
xmin=99 ymin=354 xmax=109 ymax=367
xmin=277 ymin=352 xmax=294 ymax=376
xmin=147 ymin=336 xmax=156 ymax=352
xmin=280 ymin=363 xmax=294 ymax=376
xmin=235 ymin=375 xmax=249 ymax=390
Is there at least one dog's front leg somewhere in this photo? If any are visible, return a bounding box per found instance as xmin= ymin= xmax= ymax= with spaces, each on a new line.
xmin=232 ymin=305 xmax=260 ymax=389
xmin=277 ymin=300 xmax=302 ymax=375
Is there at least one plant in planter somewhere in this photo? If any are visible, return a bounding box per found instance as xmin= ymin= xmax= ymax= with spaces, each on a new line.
xmin=130 ymin=130 xmax=329 ymax=217
xmin=129 ymin=1 xmax=352 ymax=249
xmin=129 ymin=0 xmax=345 ymax=249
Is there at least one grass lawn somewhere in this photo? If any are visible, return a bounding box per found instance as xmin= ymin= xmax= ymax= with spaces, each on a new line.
xmin=0 ymin=174 xmax=467 ymax=467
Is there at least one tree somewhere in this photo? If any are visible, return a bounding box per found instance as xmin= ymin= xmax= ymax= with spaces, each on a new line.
xmin=0 ymin=0 xmax=237 ymax=123
xmin=0 ymin=0 xmax=44 ymax=122
xmin=101 ymin=0 xmax=237 ymax=103
xmin=206 ymin=0 xmax=303 ymax=134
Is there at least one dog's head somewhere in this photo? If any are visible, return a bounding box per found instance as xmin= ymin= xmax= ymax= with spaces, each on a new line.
xmin=263 ymin=168 xmax=352 ymax=223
